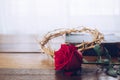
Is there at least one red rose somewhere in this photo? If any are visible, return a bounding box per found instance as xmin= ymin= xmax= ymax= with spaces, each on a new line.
xmin=54 ymin=44 xmax=82 ymax=75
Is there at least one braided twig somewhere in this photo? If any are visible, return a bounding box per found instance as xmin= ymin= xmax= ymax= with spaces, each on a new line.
xmin=39 ymin=27 xmax=104 ymax=56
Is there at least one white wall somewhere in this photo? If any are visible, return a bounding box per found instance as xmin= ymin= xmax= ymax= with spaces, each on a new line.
xmin=68 ymin=16 xmax=120 ymax=33
xmin=68 ymin=0 xmax=120 ymax=33
xmin=0 ymin=0 xmax=69 ymax=35
xmin=0 ymin=0 xmax=120 ymax=35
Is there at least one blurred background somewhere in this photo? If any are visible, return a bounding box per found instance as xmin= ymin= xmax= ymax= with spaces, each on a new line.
xmin=0 ymin=0 xmax=120 ymax=35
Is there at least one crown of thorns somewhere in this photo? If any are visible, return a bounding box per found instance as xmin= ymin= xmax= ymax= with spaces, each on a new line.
xmin=40 ymin=27 xmax=104 ymax=57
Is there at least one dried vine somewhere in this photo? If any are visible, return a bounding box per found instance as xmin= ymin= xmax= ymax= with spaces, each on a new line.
xmin=39 ymin=27 xmax=104 ymax=57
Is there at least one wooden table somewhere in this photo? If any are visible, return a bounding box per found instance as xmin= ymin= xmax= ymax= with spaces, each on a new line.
xmin=0 ymin=34 xmax=40 ymax=53
xmin=0 ymin=34 xmax=120 ymax=80
xmin=0 ymin=34 xmax=54 ymax=69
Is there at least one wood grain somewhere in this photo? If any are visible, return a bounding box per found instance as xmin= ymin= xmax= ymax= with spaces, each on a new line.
xmin=0 ymin=35 xmax=119 ymax=80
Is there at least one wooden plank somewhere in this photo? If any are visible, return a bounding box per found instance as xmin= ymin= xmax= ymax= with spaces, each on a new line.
xmin=0 ymin=68 xmax=119 ymax=80
xmin=0 ymin=53 xmax=54 ymax=69
xmin=0 ymin=35 xmax=40 ymax=52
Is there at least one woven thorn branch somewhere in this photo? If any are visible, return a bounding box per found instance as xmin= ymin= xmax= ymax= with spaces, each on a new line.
xmin=39 ymin=27 xmax=104 ymax=57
